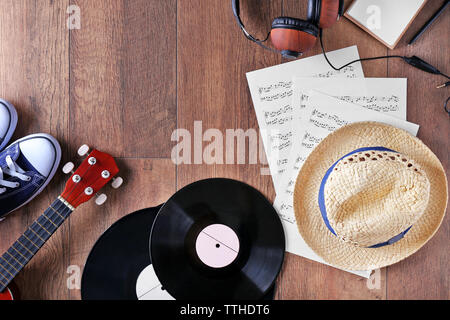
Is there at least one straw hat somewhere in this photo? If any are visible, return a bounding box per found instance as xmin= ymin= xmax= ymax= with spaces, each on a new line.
xmin=294 ymin=122 xmax=448 ymax=270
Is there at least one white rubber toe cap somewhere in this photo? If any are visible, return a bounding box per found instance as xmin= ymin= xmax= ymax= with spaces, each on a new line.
xmin=19 ymin=135 xmax=60 ymax=177
xmin=0 ymin=103 xmax=11 ymax=138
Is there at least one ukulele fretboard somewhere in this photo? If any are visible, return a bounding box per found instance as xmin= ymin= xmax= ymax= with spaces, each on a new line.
xmin=0 ymin=197 xmax=73 ymax=292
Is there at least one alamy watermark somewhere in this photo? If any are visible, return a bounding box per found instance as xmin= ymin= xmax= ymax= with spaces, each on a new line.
xmin=67 ymin=265 xmax=81 ymax=290
xmin=366 ymin=5 xmax=381 ymax=30
xmin=170 ymin=121 xmax=274 ymax=175
xmin=366 ymin=269 xmax=381 ymax=290
xmin=67 ymin=5 xmax=81 ymax=30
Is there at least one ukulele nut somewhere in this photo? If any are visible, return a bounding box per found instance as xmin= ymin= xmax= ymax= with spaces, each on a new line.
xmin=85 ymin=187 xmax=94 ymax=196
xmin=72 ymin=175 xmax=81 ymax=183
xmin=88 ymin=157 xmax=97 ymax=165
xmin=101 ymin=170 xmax=110 ymax=179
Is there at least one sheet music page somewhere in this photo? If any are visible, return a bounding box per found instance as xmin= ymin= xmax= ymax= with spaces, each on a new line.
xmin=276 ymin=77 xmax=408 ymax=195
xmin=274 ymin=92 xmax=419 ymax=278
xmin=246 ymin=46 xmax=364 ymax=190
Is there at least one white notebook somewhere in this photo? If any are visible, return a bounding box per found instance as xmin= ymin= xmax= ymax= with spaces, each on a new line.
xmin=345 ymin=0 xmax=428 ymax=49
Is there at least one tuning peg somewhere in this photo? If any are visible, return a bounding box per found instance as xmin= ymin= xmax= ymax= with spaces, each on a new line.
xmin=62 ymin=162 xmax=75 ymax=174
xmin=78 ymin=144 xmax=90 ymax=157
xmin=95 ymin=194 xmax=108 ymax=206
xmin=111 ymin=177 xmax=123 ymax=189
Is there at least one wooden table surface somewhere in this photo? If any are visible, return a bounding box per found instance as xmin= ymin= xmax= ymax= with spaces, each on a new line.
xmin=0 ymin=0 xmax=448 ymax=300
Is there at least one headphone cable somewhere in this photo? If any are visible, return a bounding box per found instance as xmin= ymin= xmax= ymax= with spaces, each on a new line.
xmin=319 ymin=30 xmax=450 ymax=80
xmin=319 ymin=30 xmax=450 ymax=115
xmin=319 ymin=31 xmax=404 ymax=71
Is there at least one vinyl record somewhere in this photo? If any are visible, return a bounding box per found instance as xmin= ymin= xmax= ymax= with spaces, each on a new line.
xmin=150 ymin=178 xmax=285 ymax=300
xmin=81 ymin=205 xmax=173 ymax=300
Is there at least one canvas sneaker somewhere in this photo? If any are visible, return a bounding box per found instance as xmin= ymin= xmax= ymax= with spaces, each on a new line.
xmin=0 ymin=133 xmax=61 ymax=220
xmin=0 ymin=99 xmax=18 ymax=151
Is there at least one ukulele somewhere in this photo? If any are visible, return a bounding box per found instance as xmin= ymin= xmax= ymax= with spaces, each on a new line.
xmin=0 ymin=145 xmax=123 ymax=300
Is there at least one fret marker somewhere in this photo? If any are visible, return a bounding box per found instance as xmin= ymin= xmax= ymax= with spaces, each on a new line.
xmin=5 ymin=252 xmax=23 ymax=267
xmin=22 ymin=235 xmax=39 ymax=250
xmin=0 ymin=258 xmax=17 ymax=276
xmin=16 ymin=240 xmax=34 ymax=256
xmin=11 ymin=246 xmax=28 ymax=261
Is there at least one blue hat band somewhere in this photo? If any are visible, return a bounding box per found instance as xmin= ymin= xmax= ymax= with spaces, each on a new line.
xmin=318 ymin=147 xmax=412 ymax=248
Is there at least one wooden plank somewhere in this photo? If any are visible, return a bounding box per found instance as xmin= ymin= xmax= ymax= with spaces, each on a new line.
xmin=176 ymin=0 xmax=282 ymax=189
xmin=0 ymin=0 xmax=69 ymax=299
xmin=122 ymin=0 xmax=177 ymax=157
xmin=69 ymin=0 xmax=177 ymax=158
xmin=68 ymin=158 xmax=176 ymax=300
xmin=386 ymin=0 xmax=449 ymax=300
xmin=177 ymin=0 xmax=282 ymax=299
xmin=69 ymin=0 xmax=124 ymax=156
xmin=68 ymin=0 xmax=178 ymax=300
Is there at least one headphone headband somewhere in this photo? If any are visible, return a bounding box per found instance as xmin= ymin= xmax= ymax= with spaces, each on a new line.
xmin=232 ymin=0 xmax=344 ymax=59
xmin=231 ymin=0 xmax=282 ymax=55
xmin=232 ymin=0 xmax=269 ymax=43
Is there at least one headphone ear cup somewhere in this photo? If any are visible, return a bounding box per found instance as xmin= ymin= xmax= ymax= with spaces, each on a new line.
xmin=270 ymin=17 xmax=319 ymax=55
xmin=308 ymin=0 xmax=342 ymax=29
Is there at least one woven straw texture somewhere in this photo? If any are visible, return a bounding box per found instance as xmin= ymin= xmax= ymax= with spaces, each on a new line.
xmin=325 ymin=150 xmax=430 ymax=248
xmin=294 ymin=122 xmax=448 ymax=270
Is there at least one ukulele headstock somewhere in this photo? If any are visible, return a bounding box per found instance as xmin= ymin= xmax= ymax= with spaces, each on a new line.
xmin=61 ymin=145 xmax=123 ymax=209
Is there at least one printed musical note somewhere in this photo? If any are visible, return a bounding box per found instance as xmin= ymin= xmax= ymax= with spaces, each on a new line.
xmin=337 ymin=95 xmax=400 ymax=113
xmin=264 ymin=105 xmax=293 ymax=120
xmin=270 ymin=131 xmax=293 ymax=142
xmin=258 ymin=81 xmax=293 ymax=95
xmin=315 ymin=66 xmax=356 ymax=78
xmin=246 ymin=47 xmax=365 ymax=191
xmin=277 ymin=203 xmax=296 ymax=224
xmin=259 ymin=90 xmax=293 ymax=102
xmin=309 ymin=109 xmax=350 ymax=131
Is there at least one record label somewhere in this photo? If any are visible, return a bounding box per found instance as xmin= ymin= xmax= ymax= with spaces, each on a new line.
xmin=136 ymin=265 xmax=174 ymax=300
xmin=195 ymin=224 xmax=240 ymax=268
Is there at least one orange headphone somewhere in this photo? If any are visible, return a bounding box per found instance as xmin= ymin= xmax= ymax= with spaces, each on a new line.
xmin=231 ymin=0 xmax=344 ymax=59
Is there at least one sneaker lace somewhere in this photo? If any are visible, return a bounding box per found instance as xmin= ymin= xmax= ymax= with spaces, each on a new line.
xmin=0 ymin=156 xmax=31 ymax=194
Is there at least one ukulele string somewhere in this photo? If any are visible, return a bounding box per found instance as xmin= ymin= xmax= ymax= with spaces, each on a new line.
xmin=0 ymin=161 xmax=100 ymax=290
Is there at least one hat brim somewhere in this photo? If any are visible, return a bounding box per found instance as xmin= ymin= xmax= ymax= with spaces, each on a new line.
xmin=294 ymin=122 xmax=448 ymax=270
